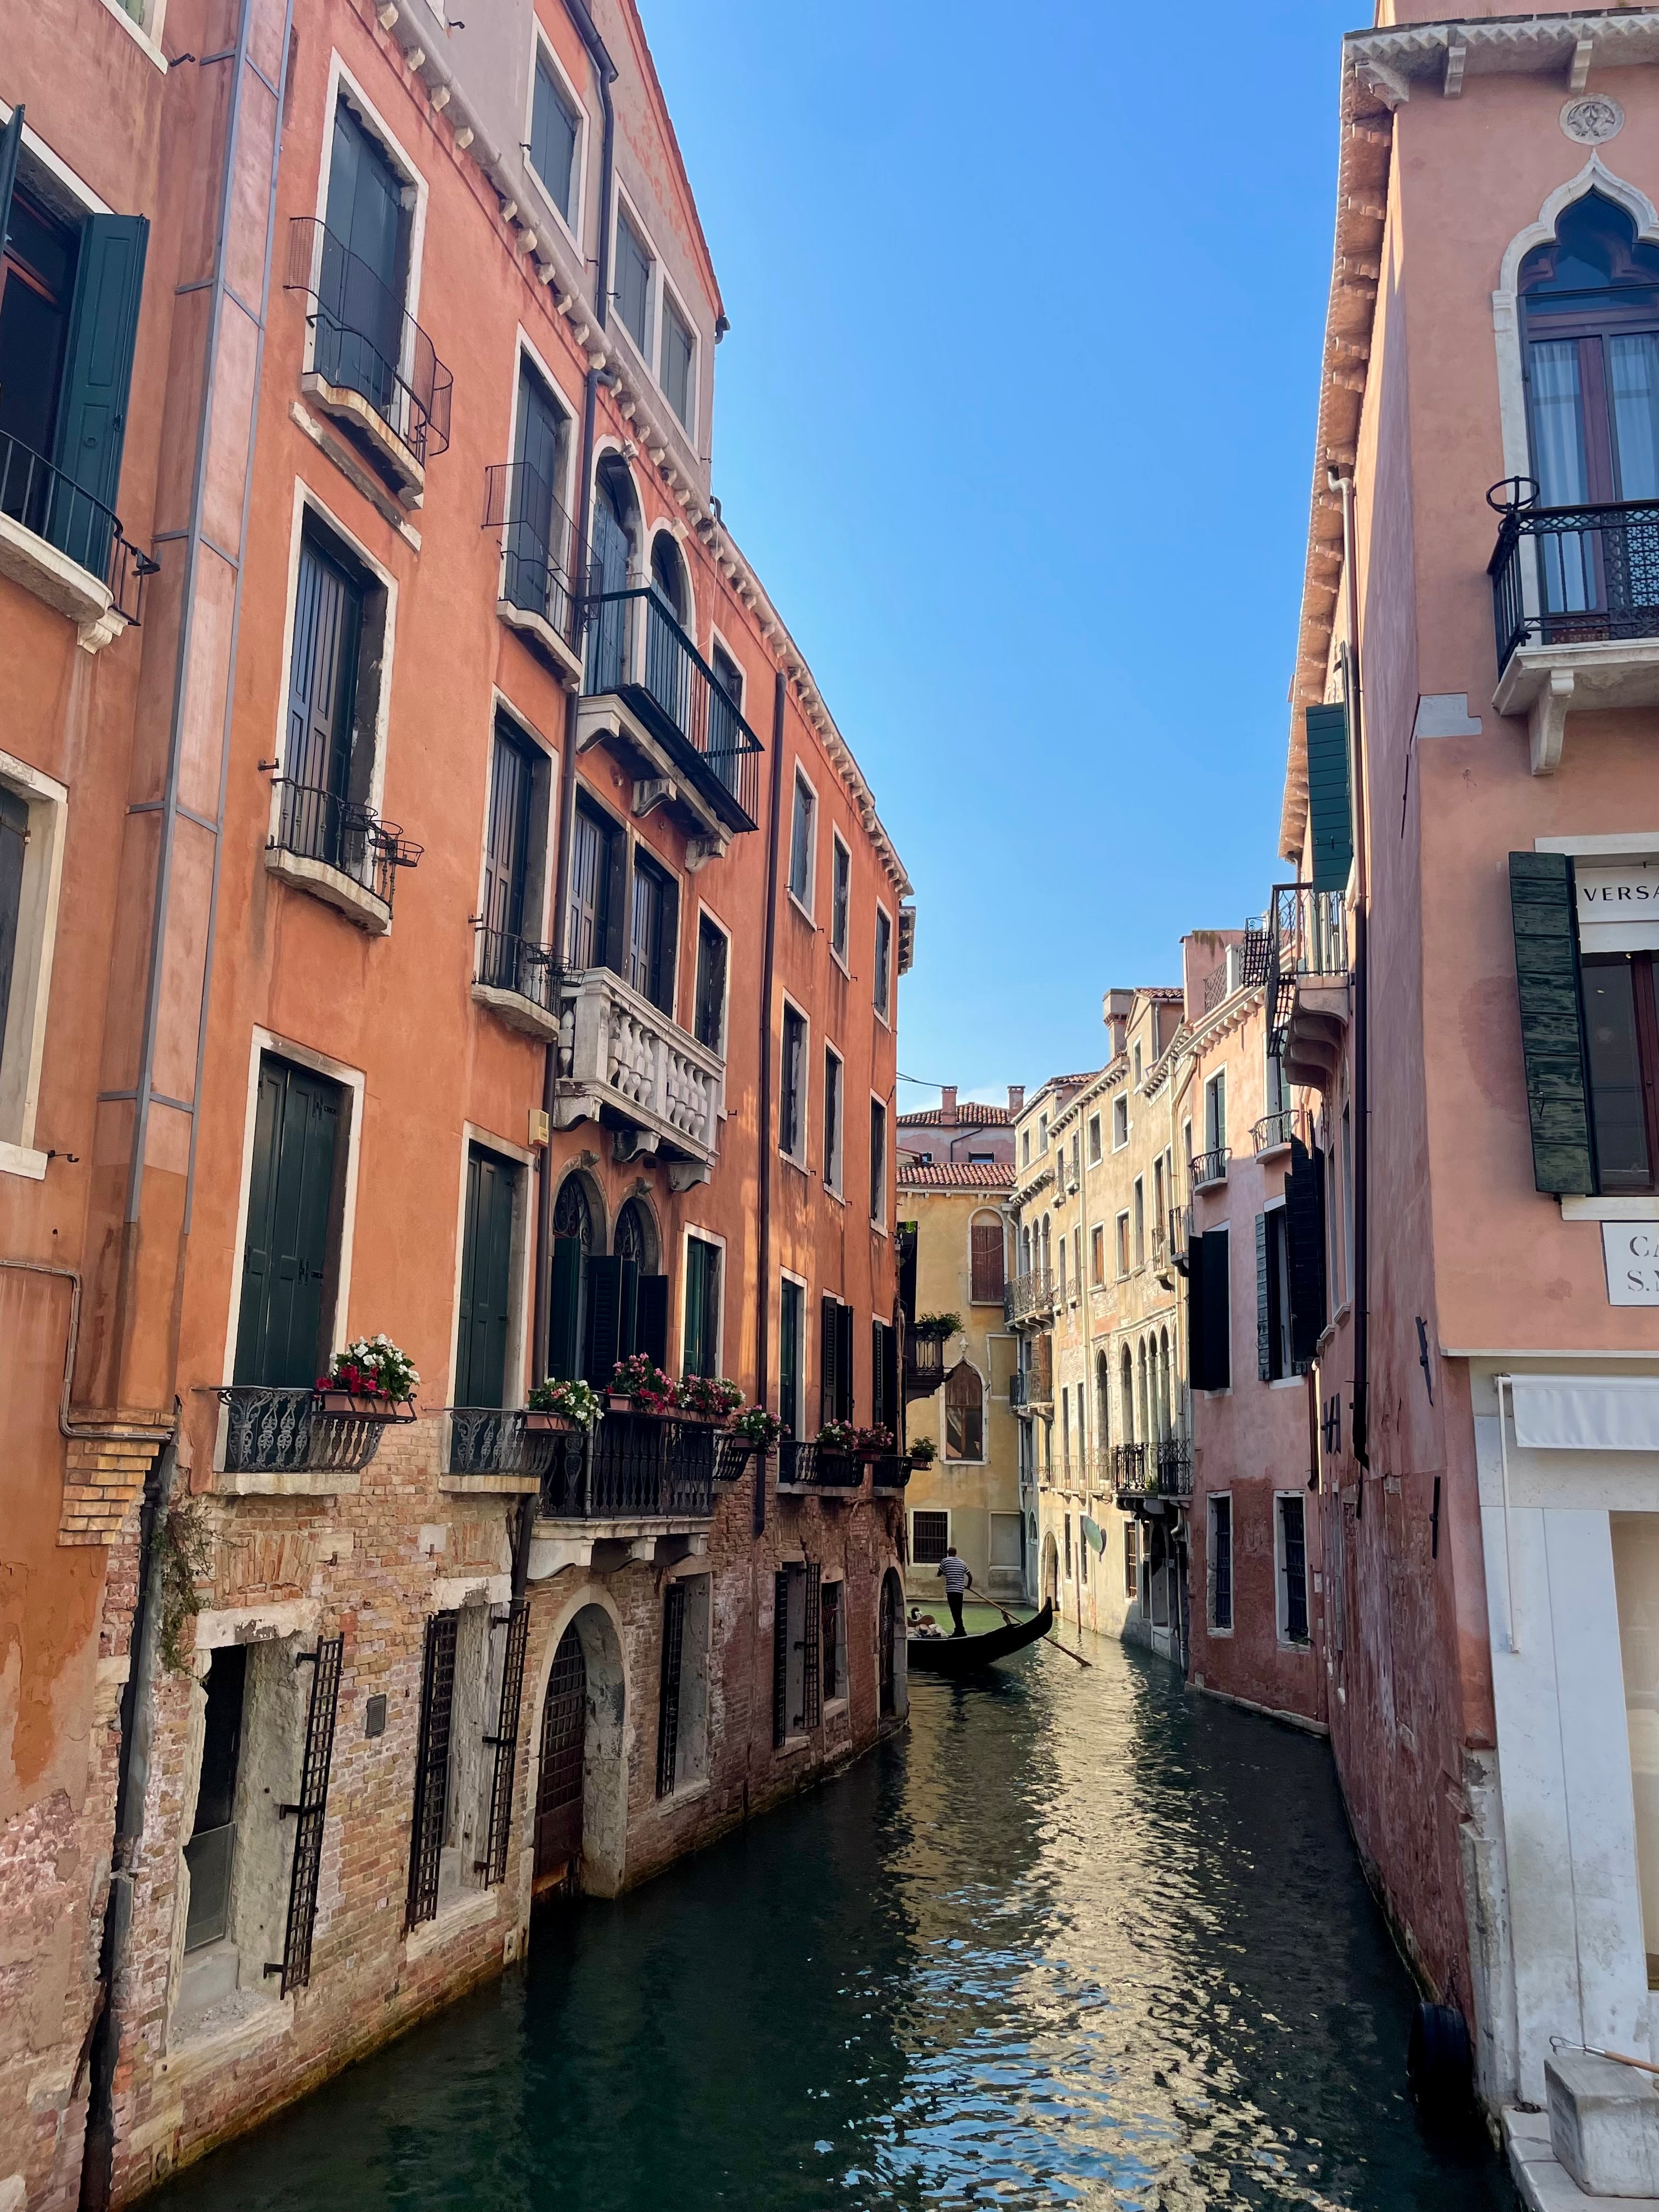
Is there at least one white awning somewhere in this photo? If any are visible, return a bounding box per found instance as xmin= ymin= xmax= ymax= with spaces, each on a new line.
xmin=1509 ymin=1375 xmax=1659 ymax=1453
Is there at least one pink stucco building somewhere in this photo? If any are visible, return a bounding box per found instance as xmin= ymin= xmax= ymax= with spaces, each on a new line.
xmin=1274 ymin=2 xmax=1659 ymax=2172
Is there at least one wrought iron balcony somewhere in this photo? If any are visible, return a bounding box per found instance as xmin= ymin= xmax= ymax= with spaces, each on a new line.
xmin=444 ymin=1408 xmax=564 ymax=1483
xmin=267 ymin=781 xmax=421 ymax=932
xmin=1189 ymin=1147 xmax=1229 ymax=1192
xmin=555 ymin=967 xmax=723 ymax=1181
xmin=1005 ymin=1268 xmax=1057 ymax=1327
xmin=483 ymin=462 xmax=580 ymax=664
xmin=216 ymin=1385 xmax=410 ymax=1479
xmin=870 ymin=1454 xmax=911 ymax=1492
xmin=538 ymin=1412 xmax=717 ymax=1520
xmin=1167 ymin=1207 xmax=1189 ymax=1263
xmin=903 ymin=1331 xmax=946 ymax=1400
xmin=1112 ymin=1438 xmax=1192 ymax=1503
xmin=1253 ymin=1109 xmax=1297 ymax=1158
xmin=0 ymin=428 xmax=156 ymax=643
xmin=777 ymin=1439 xmax=862 ymax=1492
xmin=285 ymin=217 xmax=452 ymax=491
xmin=1266 ymin=882 xmax=1351 ymax=1094
xmin=579 ymin=585 xmax=763 ymax=838
xmin=473 ymin=926 xmax=561 ymax=1039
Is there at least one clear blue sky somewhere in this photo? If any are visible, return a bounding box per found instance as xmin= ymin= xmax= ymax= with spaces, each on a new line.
xmin=645 ymin=1 xmax=1340 ymax=1103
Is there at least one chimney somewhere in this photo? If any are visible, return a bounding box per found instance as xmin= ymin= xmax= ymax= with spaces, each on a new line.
xmin=1007 ymin=1084 xmax=1025 ymax=1116
xmin=940 ymin=1085 xmax=958 ymax=1119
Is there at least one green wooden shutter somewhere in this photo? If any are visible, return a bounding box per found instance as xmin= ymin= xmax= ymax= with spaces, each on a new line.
xmin=1203 ymin=1227 xmax=1232 ymax=1391
xmin=51 ymin=213 xmax=148 ymax=556
xmin=1509 ymin=851 xmax=1596 ymax=1194
xmin=0 ymin=105 xmax=22 ymax=263
xmin=456 ymin=1150 xmax=515 ymax=1408
xmin=836 ymin=1302 xmax=855 ymax=1422
xmin=682 ymin=1243 xmax=706 ymax=1378
xmin=1305 ymin=703 xmax=1353 ymax=894
xmin=234 ymin=1062 xmax=339 ymax=1386
xmin=548 ymin=1234 xmax=583 ymax=1381
xmin=618 ymin=1256 xmax=639 ymax=1363
xmin=1285 ymin=1138 xmax=1327 ymax=1367
xmin=820 ymin=1296 xmax=839 ymax=1429
xmin=1186 ymin=1234 xmax=1207 ymax=1393
xmin=584 ymin=1254 xmax=624 ymax=1384
xmin=1255 ymin=1214 xmax=1271 ymax=1383
xmin=636 ymin=1274 xmax=669 ymax=1370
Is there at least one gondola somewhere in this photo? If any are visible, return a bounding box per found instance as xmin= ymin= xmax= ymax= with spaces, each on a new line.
xmin=906 ymin=1598 xmax=1054 ymax=1673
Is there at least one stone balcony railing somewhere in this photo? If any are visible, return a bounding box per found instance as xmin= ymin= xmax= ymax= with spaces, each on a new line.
xmin=555 ymin=967 xmax=724 ymax=1184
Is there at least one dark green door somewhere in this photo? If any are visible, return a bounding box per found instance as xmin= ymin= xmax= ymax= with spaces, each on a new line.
xmin=235 ymin=1059 xmax=341 ymax=1386
xmin=778 ymin=1279 xmax=802 ymax=1437
xmin=456 ymin=1147 xmax=517 ymax=1408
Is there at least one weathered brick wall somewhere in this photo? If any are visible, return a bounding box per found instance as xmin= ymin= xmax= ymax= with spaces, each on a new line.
xmin=106 ymin=1421 xmax=904 ymax=2202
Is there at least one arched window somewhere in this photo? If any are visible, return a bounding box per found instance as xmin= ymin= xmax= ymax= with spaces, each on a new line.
xmin=1521 ymin=192 xmax=1659 ymax=508
xmin=1136 ymin=1339 xmax=1149 ymax=1447
xmin=1040 ymin=1216 xmax=1051 ymax=1278
xmin=650 ymin=529 xmax=689 ymax=625
xmin=969 ymin=1211 xmax=1005 ymax=1304
xmin=1159 ymin=1329 xmax=1172 ymax=1441
xmin=615 ymin=1195 xmax=656 ymax=1272
xmin=1095 ymin=1348 xmax=1111 ymax=1452
xmin=945 ymin=1361 xmax=984 ymax=1460
xmin=588 ymin=458 xmax=640 ymax=691
xmin=549 ymin=1174 xmax=595 ymax=1381
xmin=1120 ymin=1345 xmax=1135 ymax=1446
xmin=1020 ymin=1223 xmax=1032 ymax=1274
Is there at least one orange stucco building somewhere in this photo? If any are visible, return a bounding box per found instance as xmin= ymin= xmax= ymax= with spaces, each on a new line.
xmin=0 ymin=0 xmax=915 ymax=2200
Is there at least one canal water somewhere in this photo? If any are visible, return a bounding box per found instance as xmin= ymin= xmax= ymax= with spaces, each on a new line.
xmin=155 ymin=1625 xmax=1514 ymax=2211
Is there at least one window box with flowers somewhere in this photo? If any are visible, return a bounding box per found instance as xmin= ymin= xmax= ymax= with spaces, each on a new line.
xmin=715 ymin=1402 xmax=780 ymax=1480
xmin=317 ymin=1336 xmax=419 ymax=1419
xmin=607 ymin=1355 xmax=679 ymax=1418
xmin=853 ymin=1424 xmax=895 ymax=1462
xmin=526 ymin=1378 xmax=603 ymax=1433
xmin=677 ymin=1374 xmax=743 ymax=1425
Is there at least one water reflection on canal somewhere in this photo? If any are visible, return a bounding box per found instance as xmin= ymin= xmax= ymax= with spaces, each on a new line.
xmin=156 ymin=1630 xmax=1513 ymax=2210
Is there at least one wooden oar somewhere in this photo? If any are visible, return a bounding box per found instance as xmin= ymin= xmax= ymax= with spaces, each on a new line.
xmin=969 ymin=1594 xmax=1093 ymax=1667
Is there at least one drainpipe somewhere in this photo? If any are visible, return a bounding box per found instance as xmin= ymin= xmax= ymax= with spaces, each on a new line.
xmin=1333 ymin=475 xmax=1371 ymax=1476
xmin=753 ymin=670 xmax=786 ymax=1540
xmin=80 ymin=1435 xmax=178 ymax=2211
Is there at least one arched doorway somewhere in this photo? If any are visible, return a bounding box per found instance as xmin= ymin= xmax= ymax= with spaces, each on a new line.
xmin=534 ymin=1623 xmax=585 ymax=1894
xmin=1042 ymin=1531 xmax=1060 ymax=1606
xmin=878 ymin=1568 xmax=906 ymax=1719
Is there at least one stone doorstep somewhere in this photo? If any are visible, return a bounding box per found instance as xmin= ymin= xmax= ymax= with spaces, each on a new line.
xmin=1507 ymin=2105 xmax=1659 ymax=2211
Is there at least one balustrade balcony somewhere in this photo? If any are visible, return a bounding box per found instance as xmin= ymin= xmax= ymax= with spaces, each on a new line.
xmin=578 ymin=585 xmax=764 ymax=857
xmin=554 ymin=967 xmax=724 ymax=1183
xmin=1266 ymin=882 xmax=1351 ymax=1095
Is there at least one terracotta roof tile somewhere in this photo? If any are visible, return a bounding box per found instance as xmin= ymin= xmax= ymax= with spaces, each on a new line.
xmin=896 ymin=1162 xmax=1014 ymax=1190
xmin=895 ymin=1101 xmax=1012 ymax=1127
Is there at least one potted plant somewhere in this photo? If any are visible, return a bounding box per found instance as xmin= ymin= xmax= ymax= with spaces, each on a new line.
xmin=676 ymin=1374 xmax=743 ymax=1424
xmin=908 ymin=1436 xmax=938 ymax=1466
xmin=912 ymin=1312 xmax=962 ymax=1340
xmin=731 ymin=1405 xmax=782 ymax=1451
xmin=315 ymin=1336 xmax=417 ymax=1418
xmin=853 ymin=1423 xmax=895 ymax=1460
xmin=608 ymin=1353 xmax=678 ymax=1417
xmin=817 ymin=1419 xmax=857 ymax=1454
xmin=526 ymin=1377 xmax=602 ymax=1432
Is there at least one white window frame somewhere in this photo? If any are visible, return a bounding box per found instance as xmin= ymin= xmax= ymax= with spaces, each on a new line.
xmin=657 ymin=269 xmax=699 ymax=436
xmin=872 ymin=899 xmax=894 ymax=1025
xmin=821 ymin=1571 xmax=849 ymax=1707
xmin=911 ymin=1506 xmax=951 ymax=1565
xmin=692 ymin=900 xmax=732 ymax=1062
xmin=523 ymin=25 xmax=587 ymax=250
xmin=481 ymin=692 xmax=558 ymax=953
xmin=779 ymin=1267 xmax=808 ymax=1436
xmin=1087 ymin=1111 xmax=1102 ymax=1165
xmin=829 ymin=829 xmax=851 ymax=969
xmin=272 ymin=481 xmax=398 ymax=826
xmin=313 ymin=57 xmax=429 ymax=341
xmin=1115 ymin=1211 xmax=1131 ymax=1280
xmin=611 ymin=187 xmax=660 ymax=377
xmin=787 ymin=764 xmax=818 ymax=919
xmin=447 ymin=1125 xmax=537 ymax=1409
xmin=219 ymin=1028 xmax=367 ymax=1389
xmin=0 ymin=751 xmax=67 ymax=1178
xmin=505 ymin=329 xmax=580 ymax=529
xmin=1111 ymin=1093 xmax=1128 ymax=1150
xmin=709 ymin=624 xmax=746 ymax=712
xmin=680 ymin=1226 xmax=726 ymax=1379
xmin=646 ymin=518 xmax=698 ymax=642
xmin=779 ymin=992 xmax=810 ymax=1169
xmin=868 ymin=1090 xmax=889 ymax=1229
xmin=1207 ymin=1491 xmax=1234 ymax=1635
xmin=1204 ymin=1070 xmax=1227 ymax=1156
xmin=1274 ymin=1489 xmax=1311 ymax=1647
xmin=823 ymin=1040 xmax=844 ymax=1198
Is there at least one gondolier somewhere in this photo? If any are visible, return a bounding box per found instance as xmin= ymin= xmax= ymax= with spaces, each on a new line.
xmin=937 ymin=1546 xmax=973 ymax=1637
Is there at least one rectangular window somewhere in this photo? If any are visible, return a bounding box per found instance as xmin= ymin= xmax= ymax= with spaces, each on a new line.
xmin=912 ymin=1510 xmax=949 ymax=1565
xmin=1154 ymin=1153 xmax=1166 ymax=1233
xmin=1058 ymin=1237 xmax=1068 ymax=1300
xmin=823 ymin=1046 xmax=843 ymax=1193
xmin=235 ymin=1056 xmax=345 ymax=1387
xmin=778 ymin=1278 xmax=804 ymax=1436
xmin=479 ymin=718 xmax=539 ymax=990
xmin=780 ymin=1003 xmax=806 ymax=1161
xmin=1088 ymin=1113 xmax=1102 ymax=1165
xmin=656 ymin=1579 xmax=687 ymax=1798
xmin=529 ymin=50 xmax=580 ymax=227
xmin=1061 ymin=1388 xmax=1070 ymax=1474
xmin=1278 ymin=1494 xmax=1310 ymax=1643
xmin=616 ymin=204 xmax=652 ymax=353
xmin=1205 ymin=1071 xmax=1227 ymax=1155
xmin=1070 ymin=1132 xmax=1080 ymax=1186
xmin=831 ymin=834 xmax=850 ymax=961
xmin=693 ymin=913 xmax=727 ymax=1053
xmin=628 ymin=849 xmax=676 ymax=1013
xmin=869 ymin=1097 xmax=887 ymax=1226
xmin=1583 ymin=952 xmax=1659 ymax=1193
xmin=661 ymin=292 xmax=694 ymax=428
xmin=282 ymin=526 xmax=375 ymax=879
xmin=1073 ymin=1227 xmax=1081 ymax=1293
xmin=820 ymin=1294 xmax=854 ymax=1425
xmin=788 ymin=771 xmax=815 ymax=907
xmin=504 ymin=362 xmax=569 ymax=623
xmin=567 ymin=797 xmax=621 ymax=973
xmin=821 ymin=1579 xmax=844 ymax=1703
xmin=871 ymin=1317 xmax=896 ymax=1433
xmin=1091 ymin=1224 xmax=1104 ymax=1284
xmin=1021 ymin=1129 xmax=1030 ymax=1167
xmin=682 ymin=1235 xmax=722 ymax=1379
xmin=456 ymin=1145 xmax=519 ymax=1410
xmin=1115 ymin=1212 xmax=1130 ymax=1279
xmin=1133 ymin=1178 xmax=1145 ymax=1268
xmin=1209 ymin=1495 xmax=1233 ymax=1630
xmin=1124 ymin=1519 xmax=1138 ymax=1598
xmin=873 ymin=909 xmax=892 ymax=1020
xmin=1112 ymin=1094 xmax=1128 ymax=1149
xmin=1064 ymin=1513 xmax=1073 ymax=1579
xmin=1257 ymin=1206 xmax=1295 ymax=1382
xmin=970 ymin=1220 xmax=1004 ymax=1304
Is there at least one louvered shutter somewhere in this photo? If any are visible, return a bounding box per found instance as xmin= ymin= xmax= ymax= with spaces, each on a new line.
xmin=1509 ymin=852 xmax=1596 ymax=1194
xmin=1203 ymin=1227 xmax=1232 ymax=1391
xmin=50 ymin=213 xmax=148 ymax=573
xmin=548 ymin=1235 xmax=583 ymax=1380
xmin=820 ymin=1297 xmax=839 ymax=1428
xmin=1256 ymin=1215 xmax=1271 ymax=1383
xmin=1285 ymin=1138 xmax=1327 ymax=1366
xmin=802 ymin=1566 xmax=822 ymax=1730
xmin=682 ymin=1244 xmax=706 ymax=1378
xmin=970 ymin=1222 xmax=1005 ymax=1304
xmin=1187 ymin=1234 xmax=1209 ymax=1392
xmin=584 ymin=1254 xmax=624 ymax=1384
xmin=636 ymin=1274 xmax=669 ymax=1369
xmin=836 ymin=1302 xmax=855 ymax=1422
xmin=1306 ymin=704 xmax=1353 ymax=894
xmin=0 ymin=105 xmax=22 ymax=262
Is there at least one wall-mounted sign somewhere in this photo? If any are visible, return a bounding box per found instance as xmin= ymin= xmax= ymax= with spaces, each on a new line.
xmin=1602 ymin=1221 xmax=1659 ymax=1306
xmin=1578 ymin=860 xmax=1659 ymax=952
